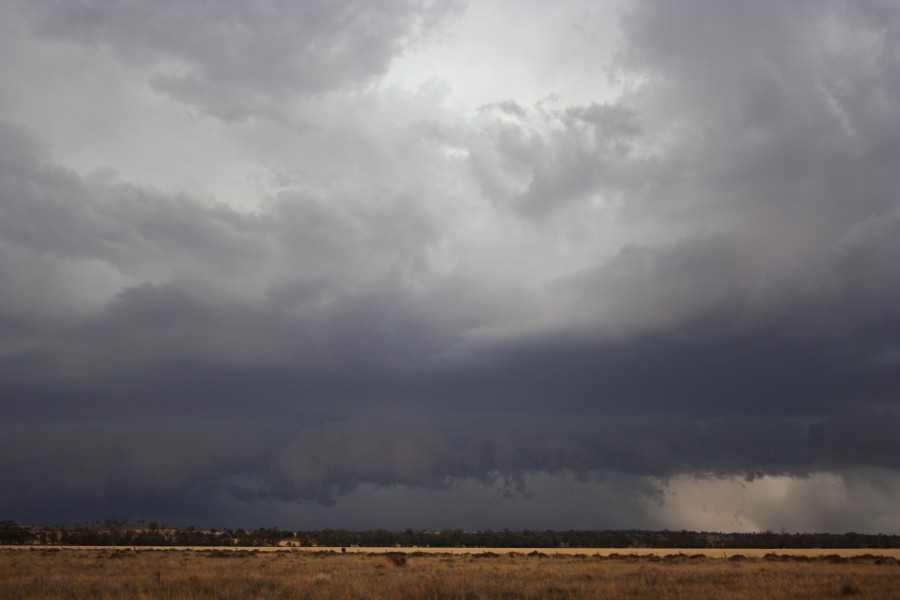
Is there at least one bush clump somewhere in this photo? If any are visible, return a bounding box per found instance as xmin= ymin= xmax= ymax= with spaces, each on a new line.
xmin=386 ymin=553 xmax=407 ymax=567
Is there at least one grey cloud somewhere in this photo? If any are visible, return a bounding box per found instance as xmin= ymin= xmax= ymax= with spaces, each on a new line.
xmin=808 ymin=411 xmax=900 ymax=469
xmin=0 ymin=122 xmax=261 ymax=274
xmin=219 ymin=472 xmax=661 ymax=532
xmin=266 ymin=418 xmax=604 ymax=504
xmin=551 ymin=207 xmax=900 ymax=344
xmin=465 ymin=0 xmax=900 ymax=251
xmin=268 ymin=419 xmax=453 ymax=504
xmin=479 ymin=101 xmax=528 ymax=119
xmin=438 ymin=208 xmax=899 ymax=419
xmin=617 ymin=0 xmax=900 ymax=221
xmin=265 ymin=189 xmax=439 ymax=295
xmin=0 ymin=122 xmax=448 ymax=426
xmin=262 ymin=411 xmax=898 ymax=506
xmin=469 ymin=100 xmax=644 ymax=222
xmin=3 ymin=0 xmax=900 ymax=531
xmin=0 ymin=419 xmax=279 ymax=522
xmin=5 ymin=406 xmax=897 ymax=522
xmin=19 ymin=0 xmax=464 ymax=120
xmin=555 ymin=233 xmax=761 ymax=336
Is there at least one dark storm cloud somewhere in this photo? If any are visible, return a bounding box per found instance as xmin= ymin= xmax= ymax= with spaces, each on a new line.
xmin=615 ymin=0 xmax=900 ymax=228
xmin=262 ymin=417 xmax=702 ymax=505
xmin=2 ymin=0 xmax=900 ymax=529
xmin=0 ymin=418 xmax=280 ymax=523
xmin=19 ymin=0 xmax=464 ymax=120
xmin=261 ymin=410 xmax=900 ymax=505
xmin=808 ymin=410 xmax=900 ymax=469
xmin=0 ymin=120 xmax=446 ymax=417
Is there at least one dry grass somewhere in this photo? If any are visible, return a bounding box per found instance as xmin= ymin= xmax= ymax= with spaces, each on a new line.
xmin=1 ymin=547 xmax=898 ymax=599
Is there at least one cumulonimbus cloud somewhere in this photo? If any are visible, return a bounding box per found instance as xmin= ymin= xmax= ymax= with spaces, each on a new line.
xmin=1 ymin=0 xmax=900 ymax=529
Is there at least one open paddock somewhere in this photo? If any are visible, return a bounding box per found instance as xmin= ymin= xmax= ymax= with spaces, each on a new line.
xmin=2 ymin=546 xmax=899 ymax=599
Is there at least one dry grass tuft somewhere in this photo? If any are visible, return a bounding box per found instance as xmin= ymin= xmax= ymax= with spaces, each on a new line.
xmin=385 ymin=552 xmax=407 ymax=567
xmin=841 ymin=581 xmax=862 ymax=596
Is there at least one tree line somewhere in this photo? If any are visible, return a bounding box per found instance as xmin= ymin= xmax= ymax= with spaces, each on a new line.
xmin=2 ymin=520 xmax=898 ymax=549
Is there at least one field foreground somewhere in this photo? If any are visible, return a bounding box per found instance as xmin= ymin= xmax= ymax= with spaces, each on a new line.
xmin=2 ymin=547 xmax=899 ymax=599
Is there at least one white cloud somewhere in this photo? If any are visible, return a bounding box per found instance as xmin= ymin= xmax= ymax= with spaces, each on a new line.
xmin=385 ymin=0 xmax=626 ymax=111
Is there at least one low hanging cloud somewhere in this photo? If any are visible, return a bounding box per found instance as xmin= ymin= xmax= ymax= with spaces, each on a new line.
xmin=259 ymin=411 xmax=900 ymax=506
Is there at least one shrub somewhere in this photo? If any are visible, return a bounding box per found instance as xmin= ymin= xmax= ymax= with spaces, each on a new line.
xmin=386 ymin=553 xmax=407 ymax=567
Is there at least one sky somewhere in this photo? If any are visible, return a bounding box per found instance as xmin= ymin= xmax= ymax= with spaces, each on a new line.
xmin=1 ymin=0 xmax=899 ymax=534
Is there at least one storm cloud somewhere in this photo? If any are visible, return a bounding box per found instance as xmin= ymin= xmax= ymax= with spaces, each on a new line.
xmin=20 ymin=0 xmax=465 ymax=120
xmin=2 ymin=0 xmax=899 ymax=532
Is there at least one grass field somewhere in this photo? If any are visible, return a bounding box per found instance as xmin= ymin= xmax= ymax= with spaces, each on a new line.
xmin=2 ymin=547 xmax=899 ymax=599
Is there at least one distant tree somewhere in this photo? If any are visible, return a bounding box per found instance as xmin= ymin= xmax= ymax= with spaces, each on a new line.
xmin=0 ymin=521 xmax=34 ymax=544
xmin=104 ymin=518 xmax=126 ymax=546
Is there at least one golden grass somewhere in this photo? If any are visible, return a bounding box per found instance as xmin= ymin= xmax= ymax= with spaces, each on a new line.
xmin=1 ymin=547 xmax=898 ymax=599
